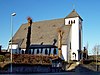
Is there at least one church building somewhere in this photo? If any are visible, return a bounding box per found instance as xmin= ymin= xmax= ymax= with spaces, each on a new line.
xmin=8 ymin=9 xmax=83 ymax=62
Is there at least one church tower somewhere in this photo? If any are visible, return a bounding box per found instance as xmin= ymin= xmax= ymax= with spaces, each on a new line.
xmin=65 ymin=9 xmax=83 ymax=61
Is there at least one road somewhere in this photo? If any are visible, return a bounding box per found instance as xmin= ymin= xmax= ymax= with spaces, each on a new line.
xmin=0 ymin=65 xmax=100 ymax=75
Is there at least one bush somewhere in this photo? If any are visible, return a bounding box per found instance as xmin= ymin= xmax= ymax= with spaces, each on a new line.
xmin=0 ymin=55 xmax=5 ymax=62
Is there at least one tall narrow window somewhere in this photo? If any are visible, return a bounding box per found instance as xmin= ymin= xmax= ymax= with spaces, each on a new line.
xmin=70 ymin=42 xmax=71 ymax=49
xmin=29 ymin=49 xmax=31 ymax=54
xmin=32 ymin=49 xmax=34 ymax=54
xmin=37 ymin=49 xmax=39 ymax=54
xmin=74 ymin=20 xmax=75 ymax=23
xmin=40 ymin=48 xmax=43 ymax=54
xmin=53 ymin=48 xmax=57 ymax=55
xmin=68 ymin=20 xmax=70 ymax=24
xmin=22 ymin=50 xmax=24 ymax=54
xmin=49 ymin=48 xmax=51 ymax=55
xmin=45 ymin=49 xmax=48 ymax=55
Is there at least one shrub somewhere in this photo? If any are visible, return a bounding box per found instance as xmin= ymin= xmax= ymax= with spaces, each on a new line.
xmin=0 ymin=55 xmax=5 ymax=62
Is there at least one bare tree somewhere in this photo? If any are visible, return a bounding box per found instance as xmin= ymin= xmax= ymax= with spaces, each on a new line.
xmin=92 ymin=44 xmax=100 ymax=71
xmin=92 ymin=44 xmax=100 ymax=56
xmin=92 ymin=44 xmax=100 ymax=61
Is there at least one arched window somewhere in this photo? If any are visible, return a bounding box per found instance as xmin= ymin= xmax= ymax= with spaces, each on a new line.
xmin=70 ymin=42 xmax=71 ymax=49
xmin=68 ymin=20 xmax=70 ymax=24
xmin=37 ymin=49 xmax=39 ymax=54
xmin=49 ymin=48 xmax=51 ymax=55
xmin=74 ymin=20 xmax=75 ymax=23
xmin=22 ymin=50 xmax=24 ymax=54
xmin=45 ymin=49 xmax=48 ymax=55
xmin=29 ymin=49 xmax=31 ymax=54
xmin=53 ymin=48 xmax=57 ymax=55
xmin=32 ymin=49 xmax=34 ymax=54
xmin=40 ymin=48 xmax=43 ymax=54
xmin=72 ymin=52 xmax=76 ymax=60
xmin=19 ymin=48 xmax=21 ymax=54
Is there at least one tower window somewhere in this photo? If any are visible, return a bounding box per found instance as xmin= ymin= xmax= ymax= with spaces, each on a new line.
xmin=74 ymin=20 xmax=75 ymax=23
xmin=68 ymin=20 xmax=70 ymax=24
xmin=70 ymin=42 xmax=71 ymax=49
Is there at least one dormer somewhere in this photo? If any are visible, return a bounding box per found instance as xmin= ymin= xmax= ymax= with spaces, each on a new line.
xmin=65 ymin=9 xmax=83 ymax=25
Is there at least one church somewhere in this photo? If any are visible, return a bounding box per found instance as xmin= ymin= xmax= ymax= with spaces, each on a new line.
xmin=8 ymin=9 xmax=83 ymax=62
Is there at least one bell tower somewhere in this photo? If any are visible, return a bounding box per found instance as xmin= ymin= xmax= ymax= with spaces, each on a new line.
xmin=65 ymin=9 xmax=83 ymax=61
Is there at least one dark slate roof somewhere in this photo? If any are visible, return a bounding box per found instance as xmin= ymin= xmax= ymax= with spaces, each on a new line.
xmin=65 ymin=9 xmax=83 ymax=21
xmin=12 ymin=18 xmax=71 ymax=49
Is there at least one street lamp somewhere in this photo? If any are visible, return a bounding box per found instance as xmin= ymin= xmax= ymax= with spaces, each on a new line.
xmin=11 ymin=12 xmax=16 ymax=73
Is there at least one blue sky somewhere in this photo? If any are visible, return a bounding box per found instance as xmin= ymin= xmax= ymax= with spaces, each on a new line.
xmin=0 ymin=0 xmax=100 ymax=55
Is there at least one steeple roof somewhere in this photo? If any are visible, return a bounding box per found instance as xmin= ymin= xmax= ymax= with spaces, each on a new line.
xmin=65 ymin=9 xmax=83 ymax=21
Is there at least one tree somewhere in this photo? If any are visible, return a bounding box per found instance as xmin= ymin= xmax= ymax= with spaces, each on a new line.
xmin=92 ymin=44 xmax=100 ymax=60
xmin=83 ymin=47 xmax=88 ymax=60
xmin=0 ymin=55 xmax=5 ymax=62
xmin=92 ymin=44 xmax=100 ymax=71
xmin=92 ymin=44 xmax=100 ymax=55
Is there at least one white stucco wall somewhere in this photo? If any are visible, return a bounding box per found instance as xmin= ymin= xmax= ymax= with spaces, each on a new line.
xmin=8 ymin=44 xmax=19 ymax=54
xmin=9 ymin=44 xmax=18 ymax=49
xmin=66 ymin=25 xmax=71 ymax=62
xmin=62 ymin=45 xmax=67 ymax=61
xmin=71 ymin=17 xmax=79 ymax=60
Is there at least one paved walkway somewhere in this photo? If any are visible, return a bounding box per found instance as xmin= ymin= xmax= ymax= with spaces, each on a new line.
xmin=67 ymin=64 xmax=77 ymax=71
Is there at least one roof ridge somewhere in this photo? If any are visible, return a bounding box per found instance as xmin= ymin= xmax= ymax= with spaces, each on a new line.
xmin=34 ymin=18 xmax=64 ymax=23
xmin=21 ymin=18 xmax=64 ymax=25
